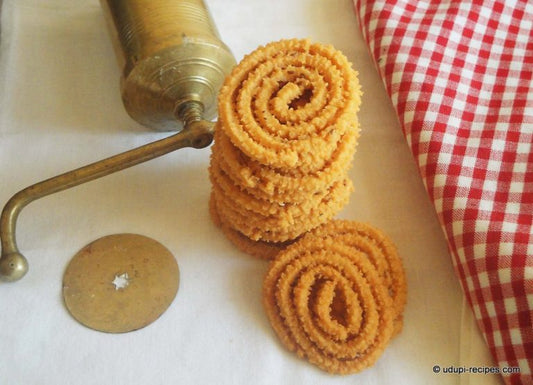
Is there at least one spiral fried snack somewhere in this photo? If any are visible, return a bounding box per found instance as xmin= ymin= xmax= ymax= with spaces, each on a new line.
xmin=218 ymin=39 xmax=361 ymax=172
xmin=262 ymin=220 xmax=406 ymax=374
xmin=209 ymin=39 xmax=362 ymax=252
xmin=309 ymin=220 xmax=407 ymax=336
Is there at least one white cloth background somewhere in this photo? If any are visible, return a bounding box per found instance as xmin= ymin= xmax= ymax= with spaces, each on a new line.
xmin=0 ymin=1 xmax=500 ymax=384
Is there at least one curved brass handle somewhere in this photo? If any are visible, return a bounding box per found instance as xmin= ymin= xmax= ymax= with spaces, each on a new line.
xmin=0 ymin=102 xmax=213 ymax=282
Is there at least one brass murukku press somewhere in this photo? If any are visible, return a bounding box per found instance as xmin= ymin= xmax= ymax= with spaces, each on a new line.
xmin=0 ymin=0 xmax=235 ymax=332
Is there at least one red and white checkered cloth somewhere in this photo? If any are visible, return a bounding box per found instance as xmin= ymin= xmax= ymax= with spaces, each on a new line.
xmin=353 ymin=0 xmax=533 ymax=383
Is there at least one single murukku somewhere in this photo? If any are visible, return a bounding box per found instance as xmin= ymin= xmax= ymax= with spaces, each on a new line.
xmin=217 ymin=38 xmax=361 ymax=172
xmin=309 ymin=220 xmax=407 ymax=336
xmin=263 ymin=235 xmax=395 ymax=374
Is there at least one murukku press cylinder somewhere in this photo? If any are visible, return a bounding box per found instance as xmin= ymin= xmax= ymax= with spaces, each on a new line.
xmin=101 ymin=0 xmax=236 ymax=131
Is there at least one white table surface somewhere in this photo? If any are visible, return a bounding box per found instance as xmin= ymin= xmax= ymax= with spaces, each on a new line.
xmin=0 ymin=1 xmax=501 ymax=384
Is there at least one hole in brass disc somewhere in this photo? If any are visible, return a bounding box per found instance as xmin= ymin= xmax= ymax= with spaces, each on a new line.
xmin=62 ymin=234 xmax=179 ymax=333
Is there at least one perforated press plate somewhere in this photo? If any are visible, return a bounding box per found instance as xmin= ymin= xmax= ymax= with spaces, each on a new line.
xmin=62 ymin=234 xmax=179 ymax=333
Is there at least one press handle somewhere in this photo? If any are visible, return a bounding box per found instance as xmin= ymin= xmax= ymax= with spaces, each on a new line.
xmin=0 ymin=102 xmax=213 ymax=282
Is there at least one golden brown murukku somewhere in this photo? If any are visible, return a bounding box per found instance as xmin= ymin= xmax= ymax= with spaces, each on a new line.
xmin=211 ymin=176 xmax=353 ymax=242
xmin=217 ymin=38 xmax=361 ymax=172
xmin=309 ymin=220 xmax=407 ymax=336
xmin=208 ymin=38 xmax=361 ymax=256
xmin=212 ymin=127 xmax=358 ymax=204
xmin=209 ymin=156 xmax=352 ymax=218
xmin=219 ymin=39 xmax=361 ymax=171
xmin=263 ymin=234 xmax=395 ymax=374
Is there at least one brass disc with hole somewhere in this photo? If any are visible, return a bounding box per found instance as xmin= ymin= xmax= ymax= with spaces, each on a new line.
xmin=62 ymin=233 xmax=179 ymax=333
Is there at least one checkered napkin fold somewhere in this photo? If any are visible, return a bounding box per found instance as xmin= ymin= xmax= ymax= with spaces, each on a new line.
xmin=353 ymin=1 xmax=532 ymax=384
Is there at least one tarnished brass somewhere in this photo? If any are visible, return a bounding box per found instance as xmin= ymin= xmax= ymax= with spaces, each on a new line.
xmin=0 ymin=0 xmax=235 ymax=282
xmin=62 ymin=234 xmax=179 ymax=333
xmin=101 ymin=0 xmax=236 ymax=131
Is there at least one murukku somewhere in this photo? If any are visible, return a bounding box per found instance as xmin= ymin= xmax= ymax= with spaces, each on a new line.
xmin=211 ymin=175 xmax=353 ymax=242
xmin=309 ymin=220 xmax=407 ymax=336
xmin=208 ymin=38 xmax=362 ymax=256
xmin=217 ymin=38 xmax=361 ymax=172
xmin=212 ymin=126 xmax=358 ymax=204
xmin=209 ymin=156 xmax=352 ymax=219
xmin=208 ymin=39 xmax=407 ymax=374
xmin=262 ymin=234 xmax=395 ymax=374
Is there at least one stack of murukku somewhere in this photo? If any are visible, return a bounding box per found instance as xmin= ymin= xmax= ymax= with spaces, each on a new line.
xmin=208 ymin=39 xmax=362 ymax=259
xmin=208 ymin=39 xmax=408 ymax=375
xmin=262 ymin=220 xmax=407 ymax=374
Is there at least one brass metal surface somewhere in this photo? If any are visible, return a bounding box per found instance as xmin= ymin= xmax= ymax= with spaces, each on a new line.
xmin=62 ymin=234 xmax=179 ymax=333
xmin=0 ymin=0 xmax=235 ymax=282
xmin=101 ymin=0 xmax=236 ymax=131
